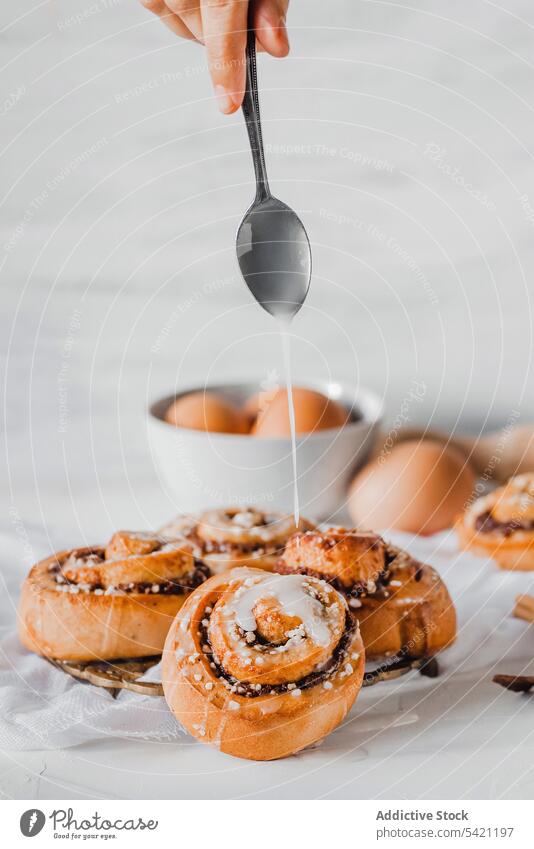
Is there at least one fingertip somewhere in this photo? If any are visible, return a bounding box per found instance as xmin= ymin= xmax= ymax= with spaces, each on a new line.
xmin=256 ymin=14 xmax=290 ymax=58
xmin=227 ymin=96 xmax=244 ymax=114
xmin=271 ymin=38 xmax=290 ymax=58
xmin=214 ymin=84 xmax=243 ymax=114
xmin=257 ymin=37 xmax=290 ymax=59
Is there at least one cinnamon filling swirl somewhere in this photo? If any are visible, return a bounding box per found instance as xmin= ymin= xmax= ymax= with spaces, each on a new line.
xmin=196 ymin=609 xmax=358 ymax=698
xmin=474 ymin=510 xmax=534 ymax=536
xmin=48 ymin=531 xmax=210 ymax=596
xmin=50 ymin=560 xmax=210 ymax=595
xmin=275 ymin=559 xmax=391 ymax=602
xmin=179 ymin=531 xmax=274 ymax=557
xmin=186 ymin=572 xmax=359 ymax=698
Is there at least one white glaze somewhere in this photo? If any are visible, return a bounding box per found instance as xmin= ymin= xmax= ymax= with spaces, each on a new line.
xmin=232 ymin=511 xmax=257 ymax=528
xmin=225 ymin=574 xmax=334 ymax=646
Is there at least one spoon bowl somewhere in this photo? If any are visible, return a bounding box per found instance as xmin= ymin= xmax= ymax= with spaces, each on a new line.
xmin=236 ymin=195 xmax=311 ymax=319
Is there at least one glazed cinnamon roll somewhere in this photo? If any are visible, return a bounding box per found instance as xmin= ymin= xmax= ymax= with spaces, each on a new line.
xmin=159 ymin=507 xmax=314 ymax=574
xmin=162 ymin=567 xmax=365 ymax=760
xmin=18 ymin=531 xmax=209 ymax=662
xmin=456 ymin=474 xmax=534 ymax=570
xmin=277 ymin=529 xmax=456 ymax=660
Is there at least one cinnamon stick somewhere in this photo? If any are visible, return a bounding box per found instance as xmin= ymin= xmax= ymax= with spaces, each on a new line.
xmin=493 ymin=674 xmax=534 ymax=693
xmin=513 ymin=594 xmax=534 ymax=623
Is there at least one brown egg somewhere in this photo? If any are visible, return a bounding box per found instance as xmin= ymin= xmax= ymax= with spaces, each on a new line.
xmin=252 ymin=387 xmax=348 ymax=437
xmin=348 ymin=439 xmax=476 ymax=535
xmin=243 ymin=388 xmax=279 ymax=421
xmin=164 ymin=392 xmax=249 ymax=434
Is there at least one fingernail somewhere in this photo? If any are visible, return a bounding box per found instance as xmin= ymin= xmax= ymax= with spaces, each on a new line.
xmin=258 ymin=11 xmax=284 ymax=37
xmin=278 ymin=15 xmax=289 ymax=48
xmin=215 ymin=84 xmax=235 ymax=114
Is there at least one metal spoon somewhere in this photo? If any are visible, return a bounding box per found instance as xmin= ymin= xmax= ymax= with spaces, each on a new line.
xmin=236 ymin=10 xmax=312 ymax=320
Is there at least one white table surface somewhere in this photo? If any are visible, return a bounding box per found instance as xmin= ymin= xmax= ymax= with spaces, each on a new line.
xmin=2 ymin=0 xmax=534 ymax=799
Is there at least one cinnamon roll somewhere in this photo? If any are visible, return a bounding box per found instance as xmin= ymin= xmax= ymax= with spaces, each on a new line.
xmin=159 ymin=507 xmax=314 ymax=574
xmin=356 ymin=545 xmax=456 ymax=658
xmin=277 ymin=529 xmax=456 ymax=659
xmin=277 ymin=528 xmax=390 ymax=607
xmin=18 ymin=531 xmax=209 ymax=661
xmin=456 ymin=474 xmax=534 ymax=570
xmin=162 ymin=567 xmax=365 ymax=760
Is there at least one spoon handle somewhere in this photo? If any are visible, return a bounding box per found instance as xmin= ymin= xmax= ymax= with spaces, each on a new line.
xmin=242 ymin=6 xmax=270 ymax=201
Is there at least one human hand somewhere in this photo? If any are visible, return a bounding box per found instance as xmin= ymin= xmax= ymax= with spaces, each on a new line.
xmin=140 ymin=0 xmax=290 ymax=114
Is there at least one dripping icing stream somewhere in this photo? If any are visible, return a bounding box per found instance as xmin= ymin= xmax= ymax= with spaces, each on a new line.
xmin=279 ymin=318 xmax=300 ymax=527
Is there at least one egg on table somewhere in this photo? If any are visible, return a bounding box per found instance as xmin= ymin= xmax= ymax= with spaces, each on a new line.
xmin=348 ymin=438 xmax=476 ymax=535
xmin=251 ymin=387 xmax=349 ymax=438
xmin=165 ymin=392 xmax=249 ymax=434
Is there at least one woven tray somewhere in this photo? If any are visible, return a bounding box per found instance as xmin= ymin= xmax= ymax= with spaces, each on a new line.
xmin=48 ymin=653 xmax=439 ymax=697
xmin=47 ymin=656 xmax=164 ymax=698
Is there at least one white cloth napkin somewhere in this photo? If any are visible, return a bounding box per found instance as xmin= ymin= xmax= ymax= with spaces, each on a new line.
xmin=0 ymin=637 xmax=180 ymax=749
xmin=0 ymin=524 xmax=533 ymax=751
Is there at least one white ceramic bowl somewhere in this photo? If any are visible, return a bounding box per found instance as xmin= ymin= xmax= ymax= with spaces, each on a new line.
xmin=148 ymin=381 xmax=383 ymax=520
